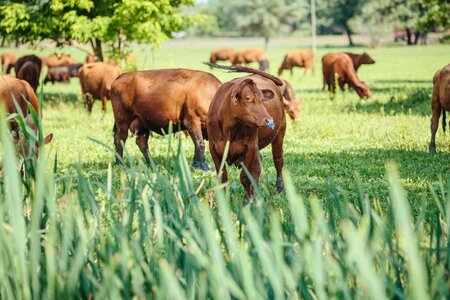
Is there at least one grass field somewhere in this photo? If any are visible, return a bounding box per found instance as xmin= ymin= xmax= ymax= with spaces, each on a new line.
xmin=0 ymin=42 xmax=450 ymax=298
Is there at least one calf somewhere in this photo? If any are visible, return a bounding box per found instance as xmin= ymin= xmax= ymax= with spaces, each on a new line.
xmin=280 ymin=79 xmax=301 ymax=121
xmin=78 ymin=62 xmax=121 ymax=112
xmin=1 ymin=52 xmax=17 ymax=74
xmin=322 ymin=53 xmax=371 ymax=99
xmin=207 ymin=64 xmax=286 ymax=200
xmin=429 ymin=64 xmax=450 ymax=154
xmin=209 ymin=48 xmax=236 ymax=64
xmin=111 ymin=68 xmax=222 ymax=170
xmin=44 ymin=64 xmax=83 ymax=84
xmin=0 ymin=75 xmax=52 ymax=156
xmin=278 ymin=49 xmax=315 ymax=76
xmin=15 ymin=55 xmax=42 ymax=92
xmin=344 ymin=52 xmax=375 ymax=71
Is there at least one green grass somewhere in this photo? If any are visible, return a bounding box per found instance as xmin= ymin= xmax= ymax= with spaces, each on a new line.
xmin=0 ymin=42 xmax=449 ymax=298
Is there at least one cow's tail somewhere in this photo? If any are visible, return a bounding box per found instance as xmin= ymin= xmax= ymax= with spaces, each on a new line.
xmin=443 ymin=109 xmax=446 ymax=134
xmin=204 ymin=62 xmax=283 ymax=86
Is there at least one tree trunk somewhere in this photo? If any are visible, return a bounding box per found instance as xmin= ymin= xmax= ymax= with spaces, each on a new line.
xmin=89 ymin=38 xmax=104 ymax=61
xmin=344 ymin=24 xmax=354 ymax=47
xmin=0 ymin=36 xmax=5 ymax=47
xmin=405 ymin=28 xmax=413 ymax=45
xmin=413 ymin=31 xmax=420 ymax=45
xmin=264 ymin=36 xmax=269 ymax=51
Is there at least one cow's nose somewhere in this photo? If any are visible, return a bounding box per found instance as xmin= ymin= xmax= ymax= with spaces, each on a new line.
xmin=265 ymin=118 xmax=275 ymax=130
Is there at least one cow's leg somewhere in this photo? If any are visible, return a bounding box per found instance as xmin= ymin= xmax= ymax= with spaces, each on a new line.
xmin=85 ymin=93 xmax=94 ymax=113
xmin=101 ymin=96 xmax=107 ymax=112
xmin=114 ymin=123 xmax=129 ymax=165
xmin=290 ymin=68 xmax=293 ymax=77
xmin=429 ymin=98 xmax=441 ymax=154
xmin=184 ymin=119 xmax=209 ymax=170
xmin=271 ymin=131 xmax=286 ymax=193
xmin=136 ymin=130 xmax=151 ymax=165
xmin=240 ymin=146 xmax=259 ymax=202
xmin=210 ymin=143 xmax=228 ymax=183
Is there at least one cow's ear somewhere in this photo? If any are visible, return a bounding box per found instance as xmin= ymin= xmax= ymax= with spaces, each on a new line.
xmin=262 ymin=89 xmax=275 ymax=101
xmin=231 ymin=91 xmax=240 ymax=102
xmin=43 ymin=133 xmax=53 ymax=144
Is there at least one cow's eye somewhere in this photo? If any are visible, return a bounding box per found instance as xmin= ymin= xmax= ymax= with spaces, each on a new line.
xmin=245 ymin=96 xmax=252 ymax=102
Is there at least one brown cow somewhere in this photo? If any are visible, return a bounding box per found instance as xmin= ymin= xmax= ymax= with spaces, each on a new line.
xmin=322 ymin=53 xmax=371 ymax=99
xmin=110 ymin=68 xmax=221 ymax=170
xmin=1 ymin=52 xmax=17 ymax=74
xmin=0 ymin=75 xmax=52 ymax=156
xmin=42 ymin=53 xmax=77 ymax=68
xmin=210 ymin=48 xmax=236 ymax=64
xmin=344 ymin=52 xmax=375 ymax=71
xmin=15 ymin=55 xmax=42 ymax=92
xmin=280 ymin=79 xmax=301 ymax=121
xmin=232 ymin=48 xmax=267 ymax=69
xmin=429 ymin=64 xmax=450 ymax=154
xmin=78 ymin=62 xmax=121 ymax=112
xmin=278 ymin=50 xmax=315 ymax=76
xmin=207 ymin=64 xmax=286 ymax=200
xmin=44 ymin=64 xmax=83 ymax=84
xmin=85 ymin=52 xmax=96 ymax=63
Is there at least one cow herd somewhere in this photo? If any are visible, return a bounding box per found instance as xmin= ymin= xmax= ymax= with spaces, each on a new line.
xmin=0 ymin=47 xmax=449 ymax=201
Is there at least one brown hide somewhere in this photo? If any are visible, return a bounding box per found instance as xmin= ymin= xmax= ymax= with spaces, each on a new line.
xmin=44 ymin=64 xmax=83 ymax=84
xmin=0 ymin=75 xmax=52 ymax=155
xmin=280 ymin=79 xmax=301 ymax=121
xmin=232 ymin=48 xmax=265 ymax=65
xmin=208 ymin=71 xmax=286 ymax=200
xmin=343 ymin=52 xmax=375 ymax=71
xmin=1 ymin=52 xmax=17 ymax=74
xmin=42 ymin=54 xmax=77 ymax=68
xmin=85 ymin=53 xmax=96 ymax=63
xmin=15 ymin=55 xmax=42 ymax=92
xmin=210 ymin=48 xmax=236 ymax=64
xmin=322 ymin=53 xmax=371 ymax=99
xmin=78 ymin=62 xmax=121 ymax=112
xmin=278 ymin=50 xmax=315 ymax=75
xmin=111 ymin=68 xmax=222 ymax=170
xmin=429 ymin=64 xmax=450 ymax=153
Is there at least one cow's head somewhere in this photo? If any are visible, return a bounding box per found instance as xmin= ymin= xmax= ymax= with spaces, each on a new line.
xmin=361 ymin=52 xmax=375 ymax=65
xmin=12 ymin=115 xmax=53 ymax=157
xmin=355 ymin=81 xmax=372 ymax=99
xmin=230 ymin=78 xmax=274 ymax=129
xmin=280 ymin=80 xmax=301 ymax=121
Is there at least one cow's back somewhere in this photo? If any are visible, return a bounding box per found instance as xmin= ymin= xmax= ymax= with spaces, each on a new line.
xmin=0 ymin=75 xmax=39 ymax=118
xmin=434 ymin=64 xmax=450 ymax=109
xmin=79 ymin=62 xmax=121 ymax=99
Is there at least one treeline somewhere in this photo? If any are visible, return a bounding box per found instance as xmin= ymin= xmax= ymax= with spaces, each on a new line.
xmin=187 ymin=0 xmax=450 ymax=47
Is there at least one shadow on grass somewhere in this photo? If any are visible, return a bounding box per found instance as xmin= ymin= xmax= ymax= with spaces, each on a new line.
xmin=41 ymin=91 xmax=80 ymax=106
xmin=374 ymin=79 xmax=431 ymax=84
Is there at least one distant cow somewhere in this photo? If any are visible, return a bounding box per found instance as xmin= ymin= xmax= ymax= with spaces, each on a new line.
xmin=42 ymin=53 xmax=77 ymax=68
xmin=210 ymin=48 xmax=236 ymax=64
xmin=1 ymin=52 xmax=17 ymax=74
xmin=111 ymin=69 xmax=222 ymax=170
xmin=278 ymin=50 xmax=315 ymax=76
xmin=258 ymin=59 xmax=269 ymax=72
xmin=280 ymin=79 xmax=301 ymax=121
xmin=78 ymin=62 xmax=121 ymax=112
xmin=0 ymin=75 xmax=53 ymax=156
xmin=344 ymin=52 xmax=375 ymax=72
xmin=429 ymin=64 xmax=450 ymax=154
xmin=15 ymin=55 xmax=42 ymax=92
xmin=207 ymin=65 xmax=286 ymax=200
xmin=322 ymin=53 xmax=371 ymax=99
xmin=44 ymin=64 xmax=83 ymax=84
xmin=85 ymin=53 xmax=96 ymax=63
xmin=232 ymin=48 xmax=267 ymax=70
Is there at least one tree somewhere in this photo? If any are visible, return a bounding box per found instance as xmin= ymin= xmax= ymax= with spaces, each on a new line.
xmin=0 ymin=0 xmax=196 ymax=61
xmin=317 ymin=0 xmax=366 ymax=46
xmin=220 ymin=0 xmax=305 ymax=49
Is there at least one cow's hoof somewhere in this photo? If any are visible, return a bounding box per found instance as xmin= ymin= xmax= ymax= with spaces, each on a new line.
xmin=276 ymin=176 xmax=284 ymax=193
xmin=429 ymin=146 xmax=437 ymax=154
xmin=193 ymin=160 xmax=209 ymax=171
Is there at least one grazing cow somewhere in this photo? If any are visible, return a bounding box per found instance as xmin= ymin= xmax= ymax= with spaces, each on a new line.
xmin=1 ymin=52 xmax=17 ymax=74
xmin=15 ymin=55 xmax=42 ymax=92
xmin=42 ymin=53 xmax=77 ymax=68
xmin=207 ymin=64 xmax=286 ymax=200
xmin=210 ymin=48 xmax=236 ymax=64
xmin=232 ymin=48 xmax=266 ymax=67
xmin=278 ymin=50 xmax=315 ymax=76
xmin=322 ymin=53 xmax=371 ymax=99
xmin=85 ymin=52 xmax=96 ymax=63
xmin=0 ymin=75 xmax=53 ymax=156
xmin=429 ymin=64 xmax=450 ymax=154
xmin=111 ymin=69 xmax=221 ymax=170
xmin=44 ymin=64 xmax=83 ymax=84
xmin=344 ymin=52 xmax=375 ymax=71
xmin=78 ymin=62 xmax=121 ymax=112
xmin=280 ymin=79 xmax=301 ymax=121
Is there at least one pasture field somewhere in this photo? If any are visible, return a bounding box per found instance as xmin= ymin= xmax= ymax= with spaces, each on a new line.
xmin=0 ymin=42 xmax=449 ymax=298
